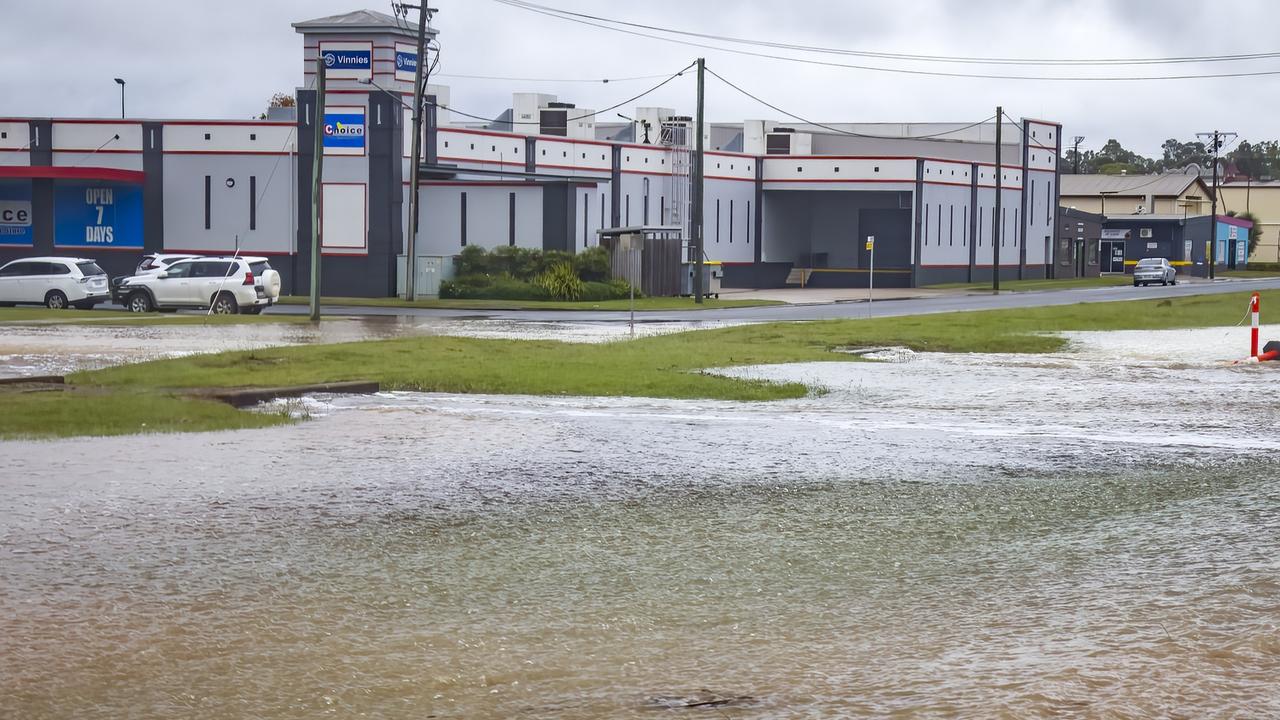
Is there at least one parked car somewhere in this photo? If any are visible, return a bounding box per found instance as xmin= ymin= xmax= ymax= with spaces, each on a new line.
xmin=1132 ymin=257 xmax=1177 ymax=287
xmin=240 ymin=257 xmax=282 ymax=309
xmin=116 ymin=256 xmax=274 ymax=314
xmin=111 ymin=253 xmax=199 ymax=302
xmin=0 ymin=257 xmax=110 ymax=309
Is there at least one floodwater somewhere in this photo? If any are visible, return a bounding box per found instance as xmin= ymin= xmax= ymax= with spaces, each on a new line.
xmin=0 ymin=317 xmax=741 ymax=377
xmin=3 ymin=326 xmax=1280 ymax=718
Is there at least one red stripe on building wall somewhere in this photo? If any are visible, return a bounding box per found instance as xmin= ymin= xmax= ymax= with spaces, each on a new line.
xmin=0 ymin=166 xmax=145 ymax=183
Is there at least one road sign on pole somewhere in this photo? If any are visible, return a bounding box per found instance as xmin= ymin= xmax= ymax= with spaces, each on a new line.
xmin=867 ymin=235 xmax=875 ymax=311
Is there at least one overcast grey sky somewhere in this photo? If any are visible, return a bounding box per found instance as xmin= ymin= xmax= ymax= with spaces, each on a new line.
xmin=4 ymin=0 xmax=1278 ymax=157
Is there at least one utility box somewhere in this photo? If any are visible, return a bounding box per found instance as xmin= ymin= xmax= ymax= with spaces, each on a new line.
xmin=681 ymin=262 xmax=722 ymax=298
xmin=397 ymin=255 xmax=455 ymax=298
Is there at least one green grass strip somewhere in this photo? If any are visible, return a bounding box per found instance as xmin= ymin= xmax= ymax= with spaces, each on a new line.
xmin=3 ymin=289 xmax=1272 ymax=440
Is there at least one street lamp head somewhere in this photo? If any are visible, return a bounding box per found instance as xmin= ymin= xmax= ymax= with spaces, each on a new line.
xmin=114 ymin=78 xmax=125 ymax=86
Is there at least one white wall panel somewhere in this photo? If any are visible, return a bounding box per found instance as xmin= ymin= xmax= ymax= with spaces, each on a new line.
xmin=163 ymin=123 xmax=295 ymax=154
xmin=321 ymin=183 xmax=367 ymax=251
xmin=52 ymin=122 xmax=143 ymax=152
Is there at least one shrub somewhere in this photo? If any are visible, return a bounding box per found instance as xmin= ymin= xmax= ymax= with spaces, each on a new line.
xmin=534 ymin=262 xmax=585 ymax=300
xmin=580 ymin=279 xmax=637 ymax=301
xmin=454 ymin=245 xmax=491 ymax=277
xmin=440 ymin=275 xmax=549 ymax=300
xmin=573 ymin=246 xmax=612 ymax=282
xmin=535 ymin=250 xmax=575 ymax=278
xmin=489 ymin=246 xmax=540 ymax=280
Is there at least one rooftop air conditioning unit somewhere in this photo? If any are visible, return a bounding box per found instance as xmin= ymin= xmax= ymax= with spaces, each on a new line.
xmin=1139 ymin=228 xmax=1153 ymax=238
xmin=765 ymin=132 xmax=792 ymax=155
xmin=539 ymin=108 xmax=569 ymax=137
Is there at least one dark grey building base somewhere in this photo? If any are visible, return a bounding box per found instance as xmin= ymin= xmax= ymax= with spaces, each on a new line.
xmin=721 ymin=262 xmax=792 ymax=289
xmin=962 ymin=267 xmax=1027 ymax=284
xmin=803 ymin=269 xmax=913 ymax=289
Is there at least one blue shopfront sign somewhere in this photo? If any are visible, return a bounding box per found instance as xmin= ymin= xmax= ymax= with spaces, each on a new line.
xmin=395 ymin=49 xmax=417 ymax=73
xmin=323 ymin=111 xmax=366 ymax=154
xmin=54 ymin=183 xmax=143 ymax=248
xmin=0 ymin=181 xmax=34 ymax=246
xmin=322 ymin=49 xmax=371 ymax=72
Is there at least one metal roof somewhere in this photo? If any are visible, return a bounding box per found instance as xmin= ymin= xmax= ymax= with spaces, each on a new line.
xmin=292 ymin=9 xmax=432 ymax=37
xmin=1060 ymin=174 xmax=1206 ymax=197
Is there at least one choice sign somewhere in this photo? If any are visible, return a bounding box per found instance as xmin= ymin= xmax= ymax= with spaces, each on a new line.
xmin=54 ymin=183 xmax=144 ymax=248
xmin=323 ymin=110 xmax=366 ymax=155
xmin=0 ymin=181 xmax=33 ymax=246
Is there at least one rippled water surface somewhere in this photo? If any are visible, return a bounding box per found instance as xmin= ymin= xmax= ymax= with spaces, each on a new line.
xmin=2 ymin=326 xmax=1280 ymax=718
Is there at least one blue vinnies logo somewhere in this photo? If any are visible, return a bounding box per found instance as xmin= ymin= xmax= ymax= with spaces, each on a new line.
xmin=322 ymin=50 xmax=370 ymax=69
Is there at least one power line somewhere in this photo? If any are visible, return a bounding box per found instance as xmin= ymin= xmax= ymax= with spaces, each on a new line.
xmin=491 ymin=0 xmax=1280 ymax=81
xmin=436 ymin=62 xmax=694 ymax=126
xmin=495 ymin=0 xmax=1280 ymax=67
xmin=435 ymin=71 xmax=677 ymax=84
xmin=704 ymin=65 xmax=997 ymax=141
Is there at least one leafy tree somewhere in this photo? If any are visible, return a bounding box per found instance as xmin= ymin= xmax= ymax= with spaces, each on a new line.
xmin=1155 ymin=138 xmax=1209 ymax=173
xmin=1227 ymin=140 xmax=1280 ymax=180
xmin=258 ymin=92 xmax=297 ymax=119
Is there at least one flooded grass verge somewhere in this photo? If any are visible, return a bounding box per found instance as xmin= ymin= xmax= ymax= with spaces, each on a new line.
xmin=0 ymin=306 xmax=312 ymax=326
xmin=0 ymin=387 xmax=292 ymax=439
xmin=4 ymin=289 xmax=1276 ymax=439
xmin=274 ymin=295 xmax=785 ymax=311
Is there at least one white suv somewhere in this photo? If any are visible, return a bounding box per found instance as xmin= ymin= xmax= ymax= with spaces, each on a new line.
xmin=117 ymin=257 xmax=275 ymax=314
xmin=0 ymin=257 xmax=110 ymax=309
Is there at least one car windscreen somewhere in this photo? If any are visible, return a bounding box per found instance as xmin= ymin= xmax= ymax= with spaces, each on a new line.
xmin=77 ymin=261 xmax=106 ymax=276
xmin=190 ymin=261 xmax=237 ymax=278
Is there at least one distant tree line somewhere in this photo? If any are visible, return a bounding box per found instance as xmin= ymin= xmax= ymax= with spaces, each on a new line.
xmin=1064 ymin=137 xmax=1280 ymax=179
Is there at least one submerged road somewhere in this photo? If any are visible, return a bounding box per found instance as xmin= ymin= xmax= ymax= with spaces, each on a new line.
xmin=266 ymin=277 xmax=1280 ymax=324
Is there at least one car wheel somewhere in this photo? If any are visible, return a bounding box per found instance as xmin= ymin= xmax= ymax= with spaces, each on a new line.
xmin=127 ymin=291 xmax=154 ymax=313
xmin=45 ymin=290 xmax=68 ymax=310
xmin=1133 ymin=280 xmax=1140 ymax=287
xmin=1162 ymin=280 xmax=1168 ymax=286
xmin=1171 ymin=278 xmax=1177 ymax=286
xmin=210 ymin=292 xmax=238 ymax=315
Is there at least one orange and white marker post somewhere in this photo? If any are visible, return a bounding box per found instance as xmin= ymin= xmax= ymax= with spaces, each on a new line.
xmin=1251 ymin=292 xmax=1261 ymax=357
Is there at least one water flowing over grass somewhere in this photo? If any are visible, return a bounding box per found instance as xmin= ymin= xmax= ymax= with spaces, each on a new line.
xmin=5 ymin=290 xmax=1275 ymax=439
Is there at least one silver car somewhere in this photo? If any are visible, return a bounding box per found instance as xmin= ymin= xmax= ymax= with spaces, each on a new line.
xmin=1133 ymin=257 xmax=1177 ymax=287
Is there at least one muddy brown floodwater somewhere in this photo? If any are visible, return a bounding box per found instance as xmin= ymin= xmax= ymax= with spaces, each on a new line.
xmin=2 ymin=325 xmax=1279 ymax=718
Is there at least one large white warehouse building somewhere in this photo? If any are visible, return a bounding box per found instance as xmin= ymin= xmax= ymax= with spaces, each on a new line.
xmin=0 ymin=9 xmax=1062 ymax=296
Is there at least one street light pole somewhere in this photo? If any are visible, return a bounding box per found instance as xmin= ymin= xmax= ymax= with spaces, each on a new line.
xmin=992 ymin=106 xmax=1002 ymax=294
xmin=404 ymin=3 xmax=431 ymax=301
xmin=692 ymin=57 xmax=706 ymax=304
xmin=309 ymin=55 xmax=326 ymax=323
xmin=114 ymin=78 xmax=126 ymax=119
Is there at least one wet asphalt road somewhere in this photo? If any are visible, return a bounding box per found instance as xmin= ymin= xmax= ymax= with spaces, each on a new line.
xmin=254 ymin=277 xmax=1280 ymax=324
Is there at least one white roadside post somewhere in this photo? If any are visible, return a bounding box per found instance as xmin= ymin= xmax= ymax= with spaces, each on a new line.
xmin=866 ymin=234 xmax=875 ymax=313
